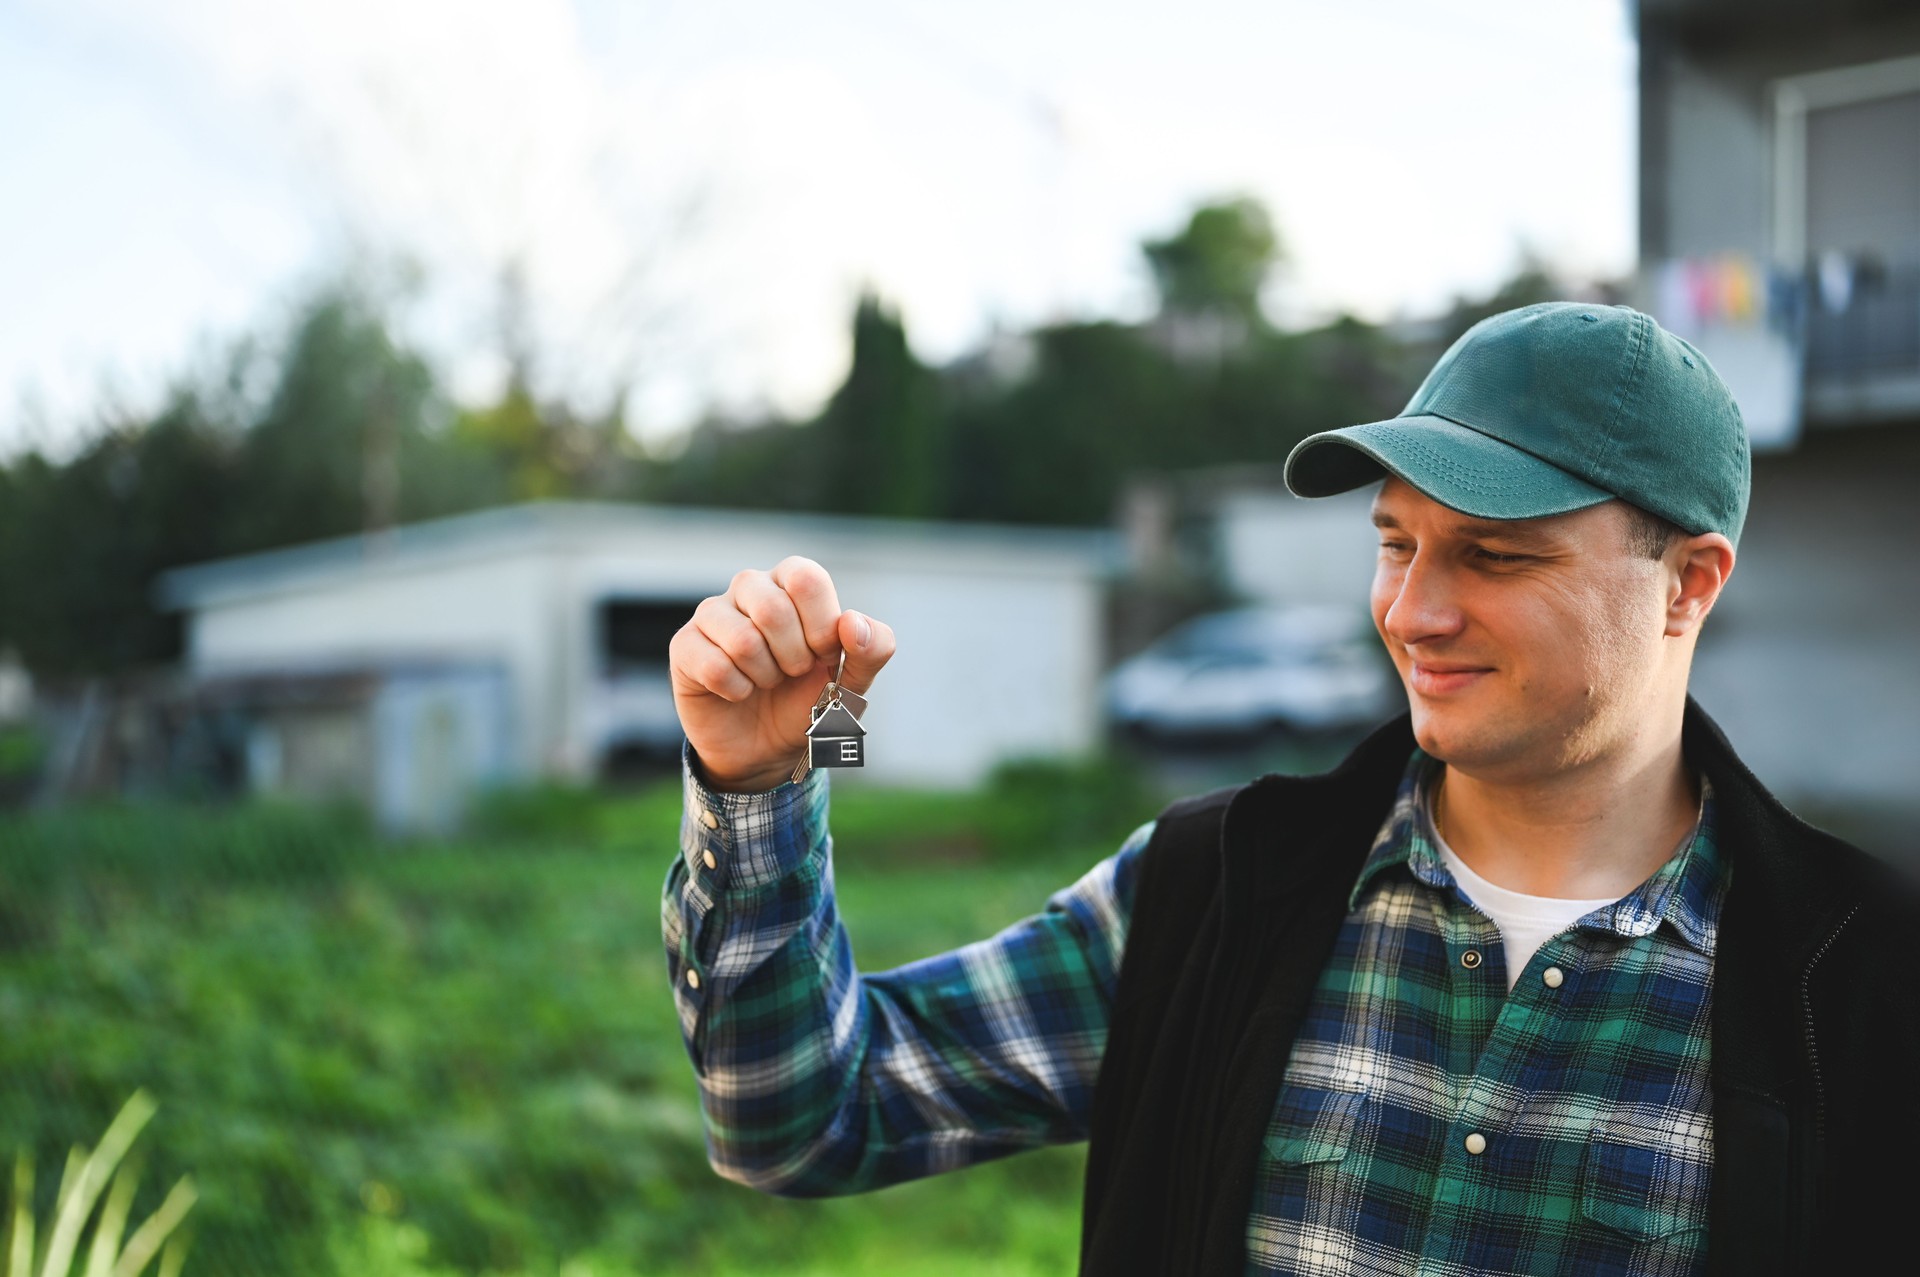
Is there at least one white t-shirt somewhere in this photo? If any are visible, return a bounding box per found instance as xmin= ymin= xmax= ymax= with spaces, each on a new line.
xmin=1422 ymin=791 xmax=1622 ymax=992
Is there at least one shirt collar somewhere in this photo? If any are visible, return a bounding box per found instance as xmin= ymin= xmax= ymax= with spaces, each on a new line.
xmin=1349 ymin=749 xmax=1726 ymax=955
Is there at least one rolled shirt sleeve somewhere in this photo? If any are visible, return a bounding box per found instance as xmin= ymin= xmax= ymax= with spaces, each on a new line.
xmin=662 ymin=741 xmax=1148 ymax=1196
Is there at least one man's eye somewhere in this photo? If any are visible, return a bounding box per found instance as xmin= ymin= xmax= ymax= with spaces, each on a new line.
xmin=1378 ymin=541 xmax=1412 ymax=555
xmin=1474 ymin=548 xmax=1527 ymax=564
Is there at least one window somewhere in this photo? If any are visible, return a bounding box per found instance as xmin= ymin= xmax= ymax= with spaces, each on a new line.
xmin=599 ymin=598 xmax=703 ymax=677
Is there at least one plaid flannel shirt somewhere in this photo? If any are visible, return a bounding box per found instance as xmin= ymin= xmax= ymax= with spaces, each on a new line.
xmin=662 ymin=745 xmax=1725 ymax=1276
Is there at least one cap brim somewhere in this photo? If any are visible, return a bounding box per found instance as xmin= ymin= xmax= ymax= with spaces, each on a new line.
xmin=1284 ymin=415 xmax=1613 ymax=521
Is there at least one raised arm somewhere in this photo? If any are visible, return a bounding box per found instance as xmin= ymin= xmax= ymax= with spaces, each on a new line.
xmin=661 ymin=557 xmax=1145 ymax=1194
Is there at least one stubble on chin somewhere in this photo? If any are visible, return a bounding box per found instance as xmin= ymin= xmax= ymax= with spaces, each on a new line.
xmin=1405 ymin=681 xmax=1594 ymax=783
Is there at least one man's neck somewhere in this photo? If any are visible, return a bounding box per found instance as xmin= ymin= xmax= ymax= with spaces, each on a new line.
xmin=1434 ymin=724 xmax=1700 ymax=901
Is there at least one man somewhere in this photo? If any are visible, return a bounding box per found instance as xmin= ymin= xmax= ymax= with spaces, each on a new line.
xmin=662 ymin=303 xmax=1915 ymax=1275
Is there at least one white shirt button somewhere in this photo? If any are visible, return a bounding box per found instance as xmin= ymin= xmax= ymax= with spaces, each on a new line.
xmin=1542 ymin=966 xmax=1565 ymax=989
xmin=700 ymin=809 xmax=719 ymax=830
xmin=685 ymin=969 xmax=701 ymax=990
xmin=702 ymin=849 xmax=718 ymax=871
xmin=1464 ymin=1132 xmax=1487 ymax=1156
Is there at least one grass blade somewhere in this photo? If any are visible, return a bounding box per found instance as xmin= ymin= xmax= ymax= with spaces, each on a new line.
xmin=81 ymin=1159 xmax=141 ymax=1277
xmin=7 ymin=1156 xmax=33 ymax=1277
xmin=107 ymin=1179 xmax=195 ymax=1277
xmin=49 ymin=1151 xmax=81 ymax=1249
xmin=151 ymin=1237 xmax=185 ymax=1277
xmin=40 ymin=1092 xmax=157 ymax=1277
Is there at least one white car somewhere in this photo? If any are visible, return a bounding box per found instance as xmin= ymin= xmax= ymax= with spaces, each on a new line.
xmin=1105 ymin=606 xmax=1396 ymax=739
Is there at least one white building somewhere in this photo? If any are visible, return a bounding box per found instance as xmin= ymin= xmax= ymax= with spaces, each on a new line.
xmin=157 ymin=502 xmax=1118 ymax=824
xmin=1122 ymin=465 xmax=1378 ymax=613
xmin=1210 ymin=486 xmax=1378 ymax=612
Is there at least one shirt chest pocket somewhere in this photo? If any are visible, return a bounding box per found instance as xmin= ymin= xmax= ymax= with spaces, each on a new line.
xmin=1262 ymin=1085 xmax=1366 ymax=1168
xmin=1580 ymin=1115 xmax=1712 ymax=1242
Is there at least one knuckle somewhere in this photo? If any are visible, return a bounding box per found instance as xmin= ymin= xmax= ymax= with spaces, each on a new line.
xmin=700 ymin=654 xmax=747 ymax=696
xmin=777 ymin=556 xmax=829 ymax=596
xmin=735 ymin=588 xmax=779 ymax=627
xmin=712 ymin=624 xmax=759 ymax=663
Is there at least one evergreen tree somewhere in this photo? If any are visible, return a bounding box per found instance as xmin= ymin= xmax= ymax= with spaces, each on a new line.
xmin=814 ymin=294 xmax=944 ymax=519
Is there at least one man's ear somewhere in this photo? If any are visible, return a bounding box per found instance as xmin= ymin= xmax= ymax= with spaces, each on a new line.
xmin=1666 ymin=534 xmax=1735 ymax=638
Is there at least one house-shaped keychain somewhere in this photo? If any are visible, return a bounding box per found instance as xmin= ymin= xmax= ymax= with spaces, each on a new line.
xmin=807 ymin=697 xmax=866 ymax=768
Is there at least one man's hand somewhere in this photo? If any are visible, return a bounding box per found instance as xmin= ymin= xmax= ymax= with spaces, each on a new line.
xmin=669 ymin=557 xmax=897 ymax=792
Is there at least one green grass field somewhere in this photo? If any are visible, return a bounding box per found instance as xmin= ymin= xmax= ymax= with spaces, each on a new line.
xmin=0 ymin=759 xmax=1165 ymax=1275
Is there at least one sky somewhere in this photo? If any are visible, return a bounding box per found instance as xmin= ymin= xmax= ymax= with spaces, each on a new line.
xmin=0 ymin=0 xmax=1637 ymax=452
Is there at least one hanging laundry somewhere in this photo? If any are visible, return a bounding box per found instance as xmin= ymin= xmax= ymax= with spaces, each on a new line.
xmin=1685 ymin=259 xmax=1720 ymax=325
xmin=1765 ymin=268 xmax=1804 ymax=337
xmin=1650 ymin=252 xmax=1773 ymax=335
xmin=1655 ymin=260 xmax=1698 ymax=338
xmin=1716 ymin=255 xmax=1759 ymax=323
xmin=1818 ymin=250 xmax=1853 ymax=313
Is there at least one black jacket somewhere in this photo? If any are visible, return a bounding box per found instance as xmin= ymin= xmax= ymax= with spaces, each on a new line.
xmin=1080 ymin=699 xmax=1917 ymax=1275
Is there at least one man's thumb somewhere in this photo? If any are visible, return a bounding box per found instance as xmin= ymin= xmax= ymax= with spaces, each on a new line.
xmin=835 ymin=609 xmax=895 ymax=695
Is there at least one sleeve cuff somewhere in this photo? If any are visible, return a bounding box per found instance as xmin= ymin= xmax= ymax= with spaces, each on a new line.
xmin=680 ymin=738 xmax=830 ymax=893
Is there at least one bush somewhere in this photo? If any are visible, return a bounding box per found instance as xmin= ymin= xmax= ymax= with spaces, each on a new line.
xmin=0 ymin=770 xmax=1124 ymax=1275
xmin=0 ymin=799 xmax=373 ymax=897
xmin=0 ymin=724 xmax=44 ymax=807
xmin=980 ymin=753 xmax=1162 ymax=858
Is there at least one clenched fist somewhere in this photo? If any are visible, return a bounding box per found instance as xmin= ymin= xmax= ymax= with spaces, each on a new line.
xmin=669 ymin=556 xmax=897 ymax=792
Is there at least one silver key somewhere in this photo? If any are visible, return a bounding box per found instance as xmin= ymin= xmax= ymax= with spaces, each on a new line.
xmin=789 ymin=660 xmax=869 ymax=784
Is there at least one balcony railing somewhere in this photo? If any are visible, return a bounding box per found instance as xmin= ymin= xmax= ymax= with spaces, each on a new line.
xmin=1805 ymin=265 xmax=1920 ymax=379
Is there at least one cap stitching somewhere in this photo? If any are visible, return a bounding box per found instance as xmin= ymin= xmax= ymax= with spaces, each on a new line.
xmin=1397 ymin=438 xmax=1576 ymax=495
xmin=1418 ymin=414 xmax=1613 ymax=497
xmin=1350 ymin=432 xmax=1597 ymax=497
xmin=1592 ymin=310 xmax=1649 ymax=483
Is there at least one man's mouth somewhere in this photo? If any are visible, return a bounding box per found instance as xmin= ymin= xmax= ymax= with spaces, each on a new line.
xmin=1408 ymin=662 xmax=1492 ymax=695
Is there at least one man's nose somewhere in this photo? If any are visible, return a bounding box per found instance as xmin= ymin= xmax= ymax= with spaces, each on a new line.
xmin=1381 ymin=553 xmax=1466 ymax=648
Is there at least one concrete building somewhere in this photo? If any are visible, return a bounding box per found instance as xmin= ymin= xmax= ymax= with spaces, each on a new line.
xmin=1638 ymin=1 xmax=1920 ymax=855
xmin=1638 ymin=2 xmax=1920 ymax=444
xmin=157 ymin=502 xmax=1118 ymax=827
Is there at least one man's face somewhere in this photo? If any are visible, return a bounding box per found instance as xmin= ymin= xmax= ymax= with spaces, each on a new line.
xmin=1368 ymin=477 xmax=1675 ymax=781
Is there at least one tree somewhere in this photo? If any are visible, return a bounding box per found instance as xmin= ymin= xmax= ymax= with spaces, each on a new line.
xmin=448 ymin=378 xmax=643 ymax=504
xmin=0 ymin=398 xmax=234 ymax=676
xmin=1142 ymin=197 xmax=1282 ymax=324
xmin=226 ymin=286 xmax=441 ymax=553
xmin=812 ymin=294 xmax=945 ymax=519
xmin=945 ymin=321 xmax=1185 ymax=526
xmin=0 ymin=277 xmax=505 ymax=677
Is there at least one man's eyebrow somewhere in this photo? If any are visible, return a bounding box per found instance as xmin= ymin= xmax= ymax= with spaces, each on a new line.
xmin=1368 ymin=509 xmax=1563 ymax=548
xmin=1450 ymin=520 xmax=1561 ymax=547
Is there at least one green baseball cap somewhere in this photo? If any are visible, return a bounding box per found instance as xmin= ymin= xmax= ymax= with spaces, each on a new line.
xmin=1284 ymin=302 xmax=1751 ymax=545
